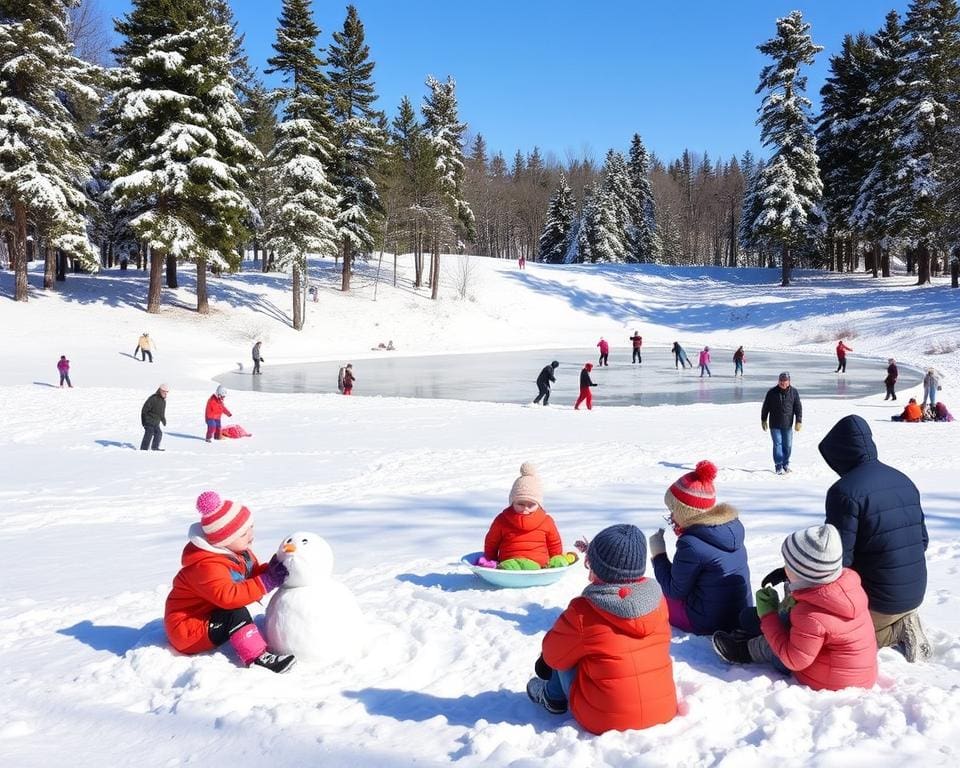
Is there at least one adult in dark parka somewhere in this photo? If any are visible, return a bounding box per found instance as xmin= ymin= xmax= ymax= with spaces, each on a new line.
xmin=141 ymin=384 xmax=169 ymax=451
xmin=534 ymin=361 xmax=559 ymax=405
xmin=818 ymin=414 xmax=931 ymax=661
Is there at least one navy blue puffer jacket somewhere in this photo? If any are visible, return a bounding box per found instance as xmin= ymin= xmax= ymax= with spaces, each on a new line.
xmin=818 ymin=414 xmax=928 ymax=614
xmin=652 ymin=513 xmax=752 ymax=634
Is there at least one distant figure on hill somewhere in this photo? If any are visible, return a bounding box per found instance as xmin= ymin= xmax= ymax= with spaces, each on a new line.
xmin=884 ymin=358 xmax=898 ymax=401
xmin=135 ymin=332 xmax=154 ymax=363
xmin=251 ymin=341 xmax=264 ymax=375
xmin=672 ymin=341 xmax=692 ymax=369
xmin=534 ymin=360 xmax=560 ymax=406
xmin=57 ymin=355 xmax=72 ymax=388
xmin=575 ymin=363 xmax=597 ymax=410
xmin=629 ymin=331 xmax=643 ymax=364
xmin=596 ymin=338 xmax=610 ymax=367
xmin=141 ymin=384 xmax=169 ymax=451
xmin=733 ymin=346 xmax=745 ymax=377
xmin=698 ymin=346 xmax=712 ymax=378
xmin=835 ymin=340 xmax=853 ymax=373
xmin=518 ymin=255 xmax=526 ymax=270
xmin=761 ymin=372 xmax=802 ymax=475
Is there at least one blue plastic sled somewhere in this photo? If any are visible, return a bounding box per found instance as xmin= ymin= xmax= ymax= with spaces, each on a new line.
xmin=461 ymin=551 xmax=580 ymax=589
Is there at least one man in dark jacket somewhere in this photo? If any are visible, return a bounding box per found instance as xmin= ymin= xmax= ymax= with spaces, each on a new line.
xmin=819 ymin=414 xmax=931 ymax=661
xmin=534 ymin=361 xmax=559 ymax=405
xmin=884 ymin=358 xmax=898 ymax=400
xmin=760 ymin=371 xmax=802 ymax=474
xmin=141 ymin=384 xmax=169 ymax=451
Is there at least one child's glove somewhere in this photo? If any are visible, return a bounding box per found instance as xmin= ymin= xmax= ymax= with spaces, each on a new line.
xmin=755 ymin=585 xmax=780 ymax=618
xmin=259 ymin=560 xmax=289 ymax=592
xmin=573 ymin=537 xmax=590 ymax=553
xmin=649 ymin=528 xmax=666 ymax=558
xmin=547 ymin=555 xmax=569 ymax=568
xmin=535 ymin=653 xmax=553 ymax=680
xmin=499 ymin=558 xmax=540 ymax=570
xmin=476 ymin=556 xmax=498 ymax=569
xmin=761 ymin=567 xmax=787 ymax=587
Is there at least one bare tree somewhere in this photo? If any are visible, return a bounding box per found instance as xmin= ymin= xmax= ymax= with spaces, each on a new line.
xmin=69 ymin=0 xmax=113 ymax=66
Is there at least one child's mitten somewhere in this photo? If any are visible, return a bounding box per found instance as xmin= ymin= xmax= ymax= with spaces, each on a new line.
xmin=547 ymin=555 xmax=569 ymax=568
xmin=476 ymin=556 xmax=498 ymax=569
xmin=755 ymin=585 xmax=781 ymax=618
xmin=259 ymin=560 xmax=289 ymax=592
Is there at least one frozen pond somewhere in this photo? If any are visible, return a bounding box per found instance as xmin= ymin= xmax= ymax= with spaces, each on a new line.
xmin=216 ymin=347 xmax=923 ymax=407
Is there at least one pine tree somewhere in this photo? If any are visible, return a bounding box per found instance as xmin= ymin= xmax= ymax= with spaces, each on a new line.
xmin=627 ymin=134 xmax=661 ymax=262
xmin=0 ymin=0 xmax=101 ymax=301
xmin=537 ymin=173 xmax=575 ymax=264
xmin=750 ymin=10 xmax=824 ymax=286
xmin=262 ymin=0 xmax=338 ymax=330
xmin=327 ymin=4 xmax=385 ymax=292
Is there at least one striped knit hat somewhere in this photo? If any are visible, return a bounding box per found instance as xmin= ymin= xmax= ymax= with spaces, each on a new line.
xmin=781 ymin=524 xmax=843 ymax=586
xmin=664 ymin=460 xmax=718 ymax=529
xmin=196 ymin=490 xmax=252 ymax=548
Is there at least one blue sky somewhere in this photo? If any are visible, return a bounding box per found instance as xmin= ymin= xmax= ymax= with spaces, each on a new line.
xmin=95 ymin=0 xmax=909 ymax=165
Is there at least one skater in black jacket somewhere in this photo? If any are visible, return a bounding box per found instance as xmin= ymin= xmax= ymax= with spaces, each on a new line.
xmin=534 ymin=361 xmax=560 ymax=405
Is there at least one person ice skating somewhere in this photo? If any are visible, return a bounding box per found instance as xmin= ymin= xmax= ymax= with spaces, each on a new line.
xmin=818 ymin=414 xmax=931 ymax=661
xmin=650 ymin=461 xmax=752 ymax=634
xmin=140 ymin=384 xmax=169 ymax=451
xmin=698 ymin=346 xmax=712 ymax=377
xmin=672 ymin=341 xmax=692 ymax=369
xmin=341 ymin=363 xmax=355 ymax=395
xmin=251 ymin=341 xmax=264 ymax=375
xmin=164 ymin=491 xmax=295 ymax=673
xmin=761 ymin=372 xmax=802 ymax=474
xmin=57 ymin=355 xmax=72 ymax=388
xmin=922 ymin=368 xmax=941 ymax=407
xmin=575 ymin=362 xmax=597 ymax=410
xmin=629 ymin=331 xmax=643 ymax=364
xmin=534 ymin=360 xmax=560 ymax=405
xmin=891 ymin=398 xmax=923 ymax=423
xmin=526 ymin=523 xmax=677 ymax=733
xmin=135 ymin=332 xmax=154 ymax=362
xmin=835 ymin=339 xmax=852 ymax=373
xmin=712 ymin=523 xmax=878 ymax=692
xmin=482 ymin=463 xmax=564 ymax=569
xmin=596 ymin=337 xmax=610 ymax=366
xmin=884 ymin=358 xmax=898 ymax=401
xmin=205 ymin=385 xmax=232 ymax=442
xmin=733 ymin=346 xmax=745 ymax=377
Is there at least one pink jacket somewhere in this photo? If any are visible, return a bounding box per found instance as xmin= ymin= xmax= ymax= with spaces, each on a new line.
xmin=597 ymin=339 xmax=609 ymax=354
xmin=57 ymin=358 xmax=70 ymax=373
xmin=760 ymin=568 xmax=877 ymax=691
xmin=698 ymin=349 xmax=711 ymax=365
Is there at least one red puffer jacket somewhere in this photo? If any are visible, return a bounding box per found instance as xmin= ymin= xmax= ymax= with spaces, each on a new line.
xmin=164 ymin=526 xmax=269 ymax=654
xmin=543 ymin=580 xmax=677 ymax=734
xmin=205 ymin=394 xmax=232 ymax=420
xmin=483 ymin=506 xmax=562 ymax=566
xmin=761 ymin=567 xmax=878 ymax=691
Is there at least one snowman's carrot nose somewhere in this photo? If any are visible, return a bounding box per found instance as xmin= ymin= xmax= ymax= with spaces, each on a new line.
xmin=283 ymin=542 xmax=297 ymax=553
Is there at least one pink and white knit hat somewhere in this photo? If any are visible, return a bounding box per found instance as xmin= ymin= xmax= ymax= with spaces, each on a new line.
xmin=196 ymin=490 xmax=252 ymax=547
xmin=664 ymin=460 xmax=718 ymax=528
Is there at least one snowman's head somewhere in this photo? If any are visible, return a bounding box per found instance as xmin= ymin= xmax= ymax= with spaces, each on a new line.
xmin=275 ymin=532 xmax=334 ymax=587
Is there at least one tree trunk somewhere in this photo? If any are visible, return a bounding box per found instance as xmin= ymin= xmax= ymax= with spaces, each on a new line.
xmin=166 ymin=254 xmax=178 ymax=288
xmin=780 ymin=244 xmax=791 ymax=287
xmin=872 ymin=242 xmax=880 ymax=278
xmin=431 ymin=249 xmax=440 ymax=300
xmin=147 ymin=245 xmax=162 ymax=313
xmin=906 ymin=247 xmax=915 ymax=275
xmin=341 ymin=240 xmax=352 ymax=292
xmin=292 ymin=261 xmax=304 ymax=330
xmin=196 ymin=258 xmax=209 ymax=314
xmin=881 ymin=246 xmax=890 ymax=277
xmin=13 ymin=202 xmax=29 ymax=301
xmin=252 ymin=237 xmax=259 ymax=266
xmin=56 ymin=248 xmax=67 ymax=282
xmin=43 ymin=242 xmax=55 ymax=289
xmin=951 ymin=250 xmax=959 ymax=287
xmin=916 ymin=240 xmax=931 ymax=285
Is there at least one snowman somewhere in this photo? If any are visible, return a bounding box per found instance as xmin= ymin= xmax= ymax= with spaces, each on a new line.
xmin=264 ymin=531 xmax=363 ymax=663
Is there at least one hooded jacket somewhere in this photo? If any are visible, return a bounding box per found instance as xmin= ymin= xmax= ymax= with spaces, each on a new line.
xmin=760 ymin=568 xmax=878 ymax=691
xmin=579 ymin=366 xmax=596 ymax=389
xmin=164 ymin=524 xmax=269 ymax=653
xmin=818 ymin=414 xmax=928 ymax=614
xmin=205 ymin=394 xmax=232 ymax=421
xmin=536 ymin=364 xmax=557 ymax=387
xmin=651 ymin=509 xmax=752 ymax=634
xmin=542 ymin=579 xmax=677 ymax=734
xmin=483 ymin=505 xmax=562 ymax=566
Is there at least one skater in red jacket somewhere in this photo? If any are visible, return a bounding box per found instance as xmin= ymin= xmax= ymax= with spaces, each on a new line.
xmin=575 ymin=363 xmax=597 ymax=410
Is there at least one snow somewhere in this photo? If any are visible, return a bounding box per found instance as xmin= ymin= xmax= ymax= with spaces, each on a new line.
xmin=2 ymin=255 xmax=960 ymax=767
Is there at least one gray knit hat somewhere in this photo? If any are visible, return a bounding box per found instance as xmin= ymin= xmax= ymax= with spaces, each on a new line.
xmin=587 ymin=524 xmax=647 ymax=584
xmin=781 ymin=524 xmax=843 ymax=586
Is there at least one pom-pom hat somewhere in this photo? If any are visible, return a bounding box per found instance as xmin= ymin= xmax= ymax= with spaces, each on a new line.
xmin=663 ymin=460 xmax=737 ymax=529
xmin=196 ymin=490 xmax=252 ymax=548
xmin=509 ymin=462 xmax=544 ymax=508
xmin=587 ymin=524 xmax=647 ymax=583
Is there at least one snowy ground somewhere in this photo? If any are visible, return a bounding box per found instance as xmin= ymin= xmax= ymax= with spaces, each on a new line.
xmin=2 ymin=254 xmax=959 ymax=767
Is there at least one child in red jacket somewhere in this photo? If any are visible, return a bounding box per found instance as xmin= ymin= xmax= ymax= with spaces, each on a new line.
xmin=713 ymin=523 xmax=878 ymax=691
xmin=527 ymin=523 xmax=677 ymax=734
xmin=164 ymin=491 xmax=295 ymax=673
xmin=205 ymin=385 xmax=233 ymax=441
xmin=482 ymin=463 xmax=564 ymax=569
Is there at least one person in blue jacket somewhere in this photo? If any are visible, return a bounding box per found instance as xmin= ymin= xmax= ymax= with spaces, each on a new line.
xmin=819 ymin=414 xmax=931 ymax=662
xmin=648 ymin=460 xmax=752 ymax=634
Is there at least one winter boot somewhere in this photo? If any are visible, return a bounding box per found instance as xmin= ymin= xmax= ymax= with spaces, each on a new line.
xmin=252 ymin=651 xmax=297 ymax=674
xmin=896 ymin=612 xmax=933 ymax=663
xmin=712 ymin=630 xmax=752 ymax=664
xmin=526 ymin=677 xmax=567 ymax=714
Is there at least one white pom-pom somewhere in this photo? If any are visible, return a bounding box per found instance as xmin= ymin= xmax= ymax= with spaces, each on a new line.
xmin=519 ymin=461 xmax=537 ymax=476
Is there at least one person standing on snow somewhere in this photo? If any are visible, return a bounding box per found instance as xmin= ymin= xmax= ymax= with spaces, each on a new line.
xmin=57 ymin=355 xmax=72 ymax=388
xmin=575 ymin=363 xmax=598 ymax=410
xmin=761 ymin=372 xmax=802 ymax=474
xmin=135 ymin=332 xmax=155 ymax=362
xmin=141 ymin=384 xmax=169 ymax=451
xmin=205 ymin=385 xmax=233 ymax=442
xmin=596 ymin=338 xmax=610 ymax=367
xmin=341 ymin=363 xmax=355 ymax=395
xmin=883 ymin=358 xmax=899 ymax=401
xmin=251 ymin=341 xmax=264 ymax=375
xmin=698 ymin=346 xmax=712 ymax=378
xmin=835 ymin=340 xmax=853 ymax=373
xmin=534 ymin=361 xmax=560 ymax=405
xmin=629 ymin=332 xmax=643 ymax=364
xmin=733 ymin=346 xmax=745 ymax=377
xmin=922 ymin=369 xmax=941 ymax=408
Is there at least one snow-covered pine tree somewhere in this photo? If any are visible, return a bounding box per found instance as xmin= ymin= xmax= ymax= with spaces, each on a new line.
xmin=657 ymin=202 xmax=684 ymax=263
xmin=421 ymin=75 xmax=474 ymax=300
xmin=0 ymin=0 xmax=100 ymax=301
xmin=627 ymin=134 xmax=661 ymax=262
xmin=239 ymin=78 xmax=278 ymax=270
xmin=537 ymin=173 xmax=575 ymax=264
xmin=327 ymin=4 xmax=385 ymax=293
xmin=107 ymin=0 xmax=260 ymax=314
xmin=750 ymin=10 xmax=824 ymax=286
xmin=599 ymin=149 xmax=632 ymax=262
xmin=739 ymin=159 xmax=768 ymax=266
xmin=262 ymin=0 xmax=338 ymax=330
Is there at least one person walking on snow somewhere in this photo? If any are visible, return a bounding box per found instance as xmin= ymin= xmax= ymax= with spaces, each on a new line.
xmin=534 ymin=361 xmax=560 ymax=405
xmin=761 ymin=372 xmax=802 ymax=474
xmin=672 ymin=341 xmax=692 ymax=369
xmin=597 ymin=338 xmax=610 ymax=366
xmin=205 ymin=385 xmax=233 ymax=442
xmin=575 ymin=363 xmax=597 ymax=410
xmin=835 ymin=340 xmax=852 ymax=373
xmin=141 ymin=384 xmax=169 ymax=451
xmin=251 ymin=341 xmax=264 ymax=375
xmin=629 ymin=332 xmax=643 ymax=364
xmin=698 ymin=346 xmax=712 ymax=378
xmin=884 ymin=358 xmax=899 ymax=401
xmin=341 ymin=363 xmax=355 ymax=395
xmin=57 ymin=355 xmax=72 ymax=388
xmin=733 ymin=346 xmax=745 ymax=377
xmin=135 ymin=332 xmax=155 ymax=362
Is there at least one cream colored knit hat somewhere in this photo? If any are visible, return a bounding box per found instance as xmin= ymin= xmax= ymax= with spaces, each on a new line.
xmin=509 ymin=462 xmax=543 ymax=507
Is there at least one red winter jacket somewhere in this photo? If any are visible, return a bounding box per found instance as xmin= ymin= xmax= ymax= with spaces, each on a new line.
xmin=205 ymin=394 xmax=232 ymax=420
xmin=836 ymin=342 xmax=852 ymax=358
xmin=483 ymin=506 xmax=562 ymax=566
xmin=543 ymin=580 xmax=677 ymax=734
xmin=760 ymin=567 xmax=877 ymax=691
xmin=164 ymin=526 xmax=269 ymax=653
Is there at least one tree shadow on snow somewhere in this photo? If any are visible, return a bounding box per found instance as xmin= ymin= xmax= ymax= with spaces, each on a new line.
xmin=477 ymin=604 xmax=558 ymax=635
xmin=58 ymin=618 xmax=165 ymax=655
xmin=95 ymin=439 xmax=137 ymax=449
xmin=395 ymin=572 xmax=486 ymax=592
